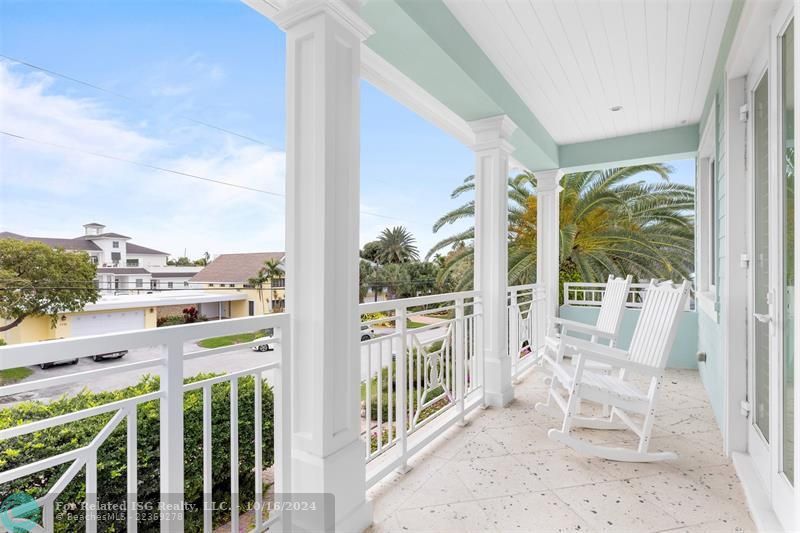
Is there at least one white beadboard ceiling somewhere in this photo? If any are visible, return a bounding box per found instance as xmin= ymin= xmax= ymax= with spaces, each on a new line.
xmin=444 ymin=0 xmax=733 ymax=145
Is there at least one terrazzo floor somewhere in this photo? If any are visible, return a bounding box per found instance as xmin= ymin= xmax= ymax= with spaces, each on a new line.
xmin=366 ymin=366 xmax=757 ymax=533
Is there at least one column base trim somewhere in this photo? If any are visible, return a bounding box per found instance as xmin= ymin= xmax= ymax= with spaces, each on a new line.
xmin=335 ymin=498 xmax=374 ymax=533
xmin=484 ymin=386 xmax=514 ymax=408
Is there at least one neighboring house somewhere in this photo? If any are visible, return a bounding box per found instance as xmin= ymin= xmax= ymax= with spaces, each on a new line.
xmin=190 ymin=252 xmax=286 ymax=316
xmin=0 ymin=223 xmax=200 ymax=293
xmin=0 ymin=291 xmax=249 ymax=345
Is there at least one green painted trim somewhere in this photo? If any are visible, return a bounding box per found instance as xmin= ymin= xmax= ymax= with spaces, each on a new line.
xmin=699 ymin=0 xmax=746 ymax=133
xmin=362 ymin=0 xmax=558 ymax=170
xmin=558 ymin=124 xmax=700 ymax=171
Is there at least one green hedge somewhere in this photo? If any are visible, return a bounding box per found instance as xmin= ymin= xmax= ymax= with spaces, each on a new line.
xmin=0 ymin=373 xmax=274 ymax=532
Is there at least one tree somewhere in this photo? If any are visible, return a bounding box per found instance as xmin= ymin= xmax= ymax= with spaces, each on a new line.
xmin=193 ymin=251 xmax=212 ymax=266
xmin=376 ymin=226 xmax=419 ymax=264
xmin=168 ymin=256 xmax=194 ymax=266
xmin=0 ymin=240 xmax=100 ymax=332
xmin=248 ymin=258 xmax=284 ymax=313
xmin=428 ymin=165 xmax=694 ymax=290
xmin=360 ymin=241 xmax=383 ymax=264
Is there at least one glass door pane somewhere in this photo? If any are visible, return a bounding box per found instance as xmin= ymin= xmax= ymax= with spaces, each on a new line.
xmin=781 ymin=19 xmax=795 ymax=484
xmin=755 ymin=72 xmax=771 ymax=441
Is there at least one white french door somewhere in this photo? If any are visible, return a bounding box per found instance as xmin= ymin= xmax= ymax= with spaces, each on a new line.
xmin=746 ymin=2 xmax=797 ymax=528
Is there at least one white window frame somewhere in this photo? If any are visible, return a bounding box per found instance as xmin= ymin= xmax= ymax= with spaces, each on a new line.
xmin=697 ymin=114 xmax=718 ymax=320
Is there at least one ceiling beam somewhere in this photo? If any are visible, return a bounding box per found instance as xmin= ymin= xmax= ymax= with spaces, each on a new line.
xmin=558 ymin=124 xmax=700 ymax=172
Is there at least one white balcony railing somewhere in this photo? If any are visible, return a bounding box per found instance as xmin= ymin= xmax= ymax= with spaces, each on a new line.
xmin=507 ymin=284 xmax=547 ymax=379
xmin=359 ymin=291 xmax=483 ymax=487
xmin=0 ymin=315 xmax=290 ymax=533
xmin=564 ymin=281 xmax=694 ymax=310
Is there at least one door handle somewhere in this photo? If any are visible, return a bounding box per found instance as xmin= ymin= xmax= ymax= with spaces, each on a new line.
xmin=753 ymin=313 xmax=772 ymax=323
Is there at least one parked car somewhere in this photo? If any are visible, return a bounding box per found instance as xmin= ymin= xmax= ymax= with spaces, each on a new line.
xmin=361 ymin=325 xmax=375 ymax=342
xmin=252 ymin=343 xmax=274 ymax=352
xmin=38 ymin=337 xmax=79 ymax=369
xmin=91 ymin=350 xmax=128 ymax=362
xmin=39 ymin=358 xmax=78 ymax=370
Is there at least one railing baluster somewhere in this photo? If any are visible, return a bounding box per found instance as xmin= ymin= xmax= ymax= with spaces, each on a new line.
xmin=43 ymin=501 xmax=54 ymax=532
xmin=160 ymin=340 xmax=184 ymax=533
xmin=395 ymin=306 xmax=408 ymax=472
xmin=455 ymin=297 xmax=465 ymax=425
xmin=230 ymin=377 xmax=239 ymax=532
xmin=385 ymin=338 xmax=393 ymax=447
xmin=127 ymin=406 xmax=138 ymax=533
xmin=254 ymin=372 xmax=263 ymax=533
xmin=377 ymin=343 xmax=383 ymax=453
xmin=86 ymin=448 xmax=97 ymax=533
xmin=203 ymin=385 xmax=212 ymax=533
xmin=365 ymin=339 xmax=372 ymax=458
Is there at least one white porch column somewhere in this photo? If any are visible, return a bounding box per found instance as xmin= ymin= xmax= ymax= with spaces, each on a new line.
xmin=470 ymin=115 xmax=516 ymax=408
xmin=276 ymin=1 xmax=373 ymax=531
xmin=536 ymin=169 xmax=563 ymax=318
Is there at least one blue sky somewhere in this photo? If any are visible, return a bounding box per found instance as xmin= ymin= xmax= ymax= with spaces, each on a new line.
xmin=0 ymin=0 xmax=693 ymax=259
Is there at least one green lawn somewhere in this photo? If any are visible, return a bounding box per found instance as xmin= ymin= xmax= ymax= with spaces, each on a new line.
xmin=198 ymin=331 xmax=268 ymax=349
xmin=0 ymin=366 xmax=33 ymax=386
xmin=406 ymin=318 xmax=427 ymax=329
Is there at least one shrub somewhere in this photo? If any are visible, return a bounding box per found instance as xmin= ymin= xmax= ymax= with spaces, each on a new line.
xmin=156 ymin=315 xmax=184 ymax=327
xmin=0 ymin=373 xmax=274 ymax=532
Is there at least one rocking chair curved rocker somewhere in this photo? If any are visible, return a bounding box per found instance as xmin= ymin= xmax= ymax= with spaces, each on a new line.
xmin=537 ymin=279 xmax=691 ymax=463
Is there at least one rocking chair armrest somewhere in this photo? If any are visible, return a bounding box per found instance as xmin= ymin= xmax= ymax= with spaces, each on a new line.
xmin=551 ymin=318 xmax=617 ymax=340
xmin=561 ymin=338 xmax=662 ymax=377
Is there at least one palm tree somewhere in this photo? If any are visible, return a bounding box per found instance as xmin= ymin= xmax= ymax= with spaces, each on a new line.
xmin=248 ymin=258 xmax=284 ymax=313
xmin=428 ymin=164 xmax=694 ymax=290
xmin=376 ymin=226 xmax=419 ymax=264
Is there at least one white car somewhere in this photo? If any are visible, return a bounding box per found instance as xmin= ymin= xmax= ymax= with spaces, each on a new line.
xmin=360 ymin=325 xmax=375 ymax=342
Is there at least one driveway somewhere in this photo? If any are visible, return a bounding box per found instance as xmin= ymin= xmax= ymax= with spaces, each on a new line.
xmin=1 ymin=341 xmax=276 ymax=405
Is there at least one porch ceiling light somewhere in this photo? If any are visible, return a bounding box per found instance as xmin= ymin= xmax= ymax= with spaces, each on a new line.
xmin=609 ymin=105 xmax=623 ymax=112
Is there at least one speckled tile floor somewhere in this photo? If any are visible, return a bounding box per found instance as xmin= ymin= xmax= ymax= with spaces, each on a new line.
xmin=366 ymin=366 xmax=757 ymax=533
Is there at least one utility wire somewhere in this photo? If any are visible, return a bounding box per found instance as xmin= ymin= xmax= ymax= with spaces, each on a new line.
xmin=0 ymin=54 xmax=270 ymax=147
xmin=1 ymin=56 xmax=424 ymax=224
xmin=1 ymin=130 xmax=417 ymax=223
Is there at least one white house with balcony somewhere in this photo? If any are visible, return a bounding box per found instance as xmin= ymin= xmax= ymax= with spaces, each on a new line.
xmin=2 ymin=0 xmax=800 ymax=532
xmin=0 ymin=222 xmax=201 ymax=293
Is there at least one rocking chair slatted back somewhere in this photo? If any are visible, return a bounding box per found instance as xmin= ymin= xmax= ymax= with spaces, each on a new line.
xmin=594 ymin=275 xmax=633 ymax=334
xmin=628 ymin=280 xmax=691 ymax=369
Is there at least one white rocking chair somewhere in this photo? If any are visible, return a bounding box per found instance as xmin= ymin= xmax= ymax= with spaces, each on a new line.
xmin=542 ymin=274 xmax=632 ymax=373
xmin=538 ymin=279 xmax=691 ymax=462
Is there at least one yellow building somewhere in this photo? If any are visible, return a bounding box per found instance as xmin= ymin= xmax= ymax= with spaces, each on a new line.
xmin=190 ymin=252 xmax=286 ymax=316
xmin=0 ymin=291 xmax=248 ymax=345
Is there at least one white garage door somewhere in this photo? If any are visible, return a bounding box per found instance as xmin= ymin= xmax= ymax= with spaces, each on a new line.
xmin=71 ymin=311 xmax=145 ymax=338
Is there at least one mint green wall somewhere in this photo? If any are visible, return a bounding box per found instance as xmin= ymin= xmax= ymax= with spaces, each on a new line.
xmin=695 ymin=78 xmax=727 ymax=425
xmin=559 ymin=306 xmax=699 ymax=369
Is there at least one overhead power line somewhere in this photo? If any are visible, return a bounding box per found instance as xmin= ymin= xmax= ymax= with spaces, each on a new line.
xmin=1 ymin=131 xmax=418 ymax=223
xmin=0 ymin=54 xmax=270 ymax=146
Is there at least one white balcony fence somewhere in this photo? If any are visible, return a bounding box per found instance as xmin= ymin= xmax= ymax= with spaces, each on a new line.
xmin=507 ymin=284 xmax=547 ymax=379
xmin=564 ymin=281 xmax=694 ymax=310
xmin=0 ymin=315 xmax=290 ymax=533
xmin=359 ymin=291 xmax=483 ymax=487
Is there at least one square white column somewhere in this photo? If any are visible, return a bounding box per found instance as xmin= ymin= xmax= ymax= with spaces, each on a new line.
xmin=535 ymin=169 xmax=563 ymax=318
xmin=470 ymin=115 xmax=516 ymax=408
xmin=276 ymin=1 xmax=373 ymax=530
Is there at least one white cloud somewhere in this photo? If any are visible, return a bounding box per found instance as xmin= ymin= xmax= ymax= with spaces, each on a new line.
xmin=0 ymin=61 xmax=286 ymax=256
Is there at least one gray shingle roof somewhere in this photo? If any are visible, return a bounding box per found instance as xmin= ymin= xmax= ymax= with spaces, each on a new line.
xmin=0 ymin=231 xmax=167 ymax=255
xmin=126 ymin=242 xmax=168 ymax=255
xmin=0 ymin=231 xmax=102 ymax=251
xmin=191 ymin=252 xmax=285 ymax=283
